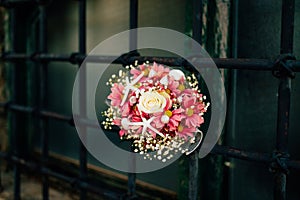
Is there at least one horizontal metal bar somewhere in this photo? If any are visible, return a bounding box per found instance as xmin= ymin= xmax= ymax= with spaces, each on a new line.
xmin=0 ymin=102 xmax=98 ymax=128
xmin=0 ymin=101 xmax=72 ymax=122
xmin=0 ymin=152 xmax=120 ymax=199
xmin=0 ymin=0 xmax=40 ymax=7
xmin=212 ymin=145 xmax=300 ymax=170
xmin=10 ymin=103 xmax=35 ymax=113
xmin=212 ymin=145 xmax=270 ymax=163
xmin=1 ymin=52 xmax=300 ymax=71
xmin=2 ymin=101 xmax=300 ymax=169
xmin=287 ymin=160 xmax=300 ymax=170
xmin=39 ymin=110 xmax=72 ymax=122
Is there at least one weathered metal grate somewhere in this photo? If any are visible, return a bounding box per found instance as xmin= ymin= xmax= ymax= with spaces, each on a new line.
xmin=0 ymin=0 xmax=299 ymax=199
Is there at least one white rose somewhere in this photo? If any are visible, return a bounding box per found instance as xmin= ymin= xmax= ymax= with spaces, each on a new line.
xmin=137 ymin=91 xmax=169 ymax=114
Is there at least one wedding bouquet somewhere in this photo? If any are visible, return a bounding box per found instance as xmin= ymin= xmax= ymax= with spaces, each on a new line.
xmin=102 ymin=62 xmax=209 ymax=161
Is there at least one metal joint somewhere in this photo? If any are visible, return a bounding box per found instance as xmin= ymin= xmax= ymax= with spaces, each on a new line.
xmin=30 ymin=52 xmax=40 ymax=62
xmin=272 ymin=54 xmax=296 ymax=79
xmin=269 ymin=151 xmax=290 ymax=175
xmin=70 ymin=52 xmax=81 ymax=64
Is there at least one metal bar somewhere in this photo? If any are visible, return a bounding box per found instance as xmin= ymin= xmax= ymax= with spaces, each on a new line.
xmin=189 ymin=1 xmax=202 ymax=199
xmin=3 ymin=100 xmax=300 ymax=170
xmin=215 ymin=146 xmax=299 ymax=170
xmin=2 ymin=52 xmax=300 ymax=71
xmin=0 ymin=0 xmax=36 ymax=7
xmin=78 ymin=0 xmax=87 ymax=199
xmin=3 ymin=101 xmax=300 ymax=169
xmin=8 ymin=7 xmax=21 ymax=200
xmin=39 ymin=5 xmax=49 ymax=200
xmin=212 ymin=145 xmax=300 ymax=170
xmin=129 ymin=0 xmax=138 ymax=50
xmin=0 ymin=171 xmax=2 ymax=193
xmin=192 ymin=0 xmax=202 ymax=44
xmin=0 ymin=152 xmax=120 ymax=199
xmin=0 ymin=102 xmax=91 ymax=126
xmin=211 ymin=145 xmax=270 ymax=164
xmin=280 ymin=1 xmax=295 ymax=54
xmin=228 ymin=0 xmax=239 ymax=198
xmin=273 ymin=0 xmax=295 ymax=200
xmin=127 ymin=0 xmax=138 ymax=198
xmin=274 ymin=78 xmax=290 ymax=200
xmin=0 ymin=146 xmax=300 ymax=199
xmin=39 ymin=110 xmax=72 ymax=122
xmin=1 ymin=142 xmax=300 ymax=171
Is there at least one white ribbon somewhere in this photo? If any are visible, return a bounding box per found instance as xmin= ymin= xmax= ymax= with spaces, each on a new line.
xmin=185 ymin=129 xmax=203 ymax=155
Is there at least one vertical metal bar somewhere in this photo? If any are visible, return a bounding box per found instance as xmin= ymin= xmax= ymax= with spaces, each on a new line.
xmin=274 ymin=0 xmax=295 ymax=200
xmin=129 ymin=0 xmax=138 ymax=50
xmin=231 ymin=0 xmax=239 ymax=59
xmin=78 ymin=0 xmax=87 ymax=200
xmin=228 ymin=0 xmax=238 ymax=199
xmin=9 ymin=8 xmax=21 ymax=200
xmin=0 ymin=172 xmax=2 ymax=193
xmin=192 ymin=0 xmax=202 ymax=44
xmin=189 ymin=0 xmax=202 ymax=199
xmin=0 ymin=21 xmax=5 ymax=194
xmin=39 ymin=5 xmax=49 ymax=200
xmin=0 ymin=169 xmax=2 ymax=193
xmin=128 ymin=0 xmax=138 ymax=198
xmin=280 ymin=0 xmax=295 ymax=55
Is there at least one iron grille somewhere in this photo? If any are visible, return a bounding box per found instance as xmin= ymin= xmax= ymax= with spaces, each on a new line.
xmin=0 ymin=0 xmax=299 ymax=199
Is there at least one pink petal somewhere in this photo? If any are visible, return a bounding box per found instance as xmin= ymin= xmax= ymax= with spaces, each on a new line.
xmin=119 ymin=129 xmax=126 ymax=137
xmin=113 ymin=118 xmax=121 ymax=125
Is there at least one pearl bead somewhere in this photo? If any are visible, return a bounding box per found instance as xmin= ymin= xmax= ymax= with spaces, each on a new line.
xmin=161 ymin=115 xmax=170 ymax=123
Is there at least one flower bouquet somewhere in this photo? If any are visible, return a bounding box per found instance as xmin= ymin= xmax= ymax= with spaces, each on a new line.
xmin=102 ymin=62 xmax=209 ymax=161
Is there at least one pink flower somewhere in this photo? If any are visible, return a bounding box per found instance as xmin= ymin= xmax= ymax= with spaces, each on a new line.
xmin=121 ymin=102 xmax=130 ymax=117
xmin=129 ymin=125 xmax=143 ymax=135
xmin=152 ymin=108 xmax=184 ymax=131
xmin=119 ymin=129 xmax=126 ymax=137
xmin=182 ymin=95 xmax=205 ymax=128
xmin=150 ymin=62 xmax=170 ymax=79
xmin=168 ymin=77 xmax=185 ymax=96
xmin=130 ymin=64 xmax=146 ymax=76
xmin=181 ymin=88 xmax=196 ymax=96
xmin=130 ymin=64 xmax=149 ymax=82
xmin=107 ymin=83 xmax=124 ymax=107
xmin=176 ymin=124 xmax=196 ymax=139
xmin=113 ymin=118 xmax=121 ymax=126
